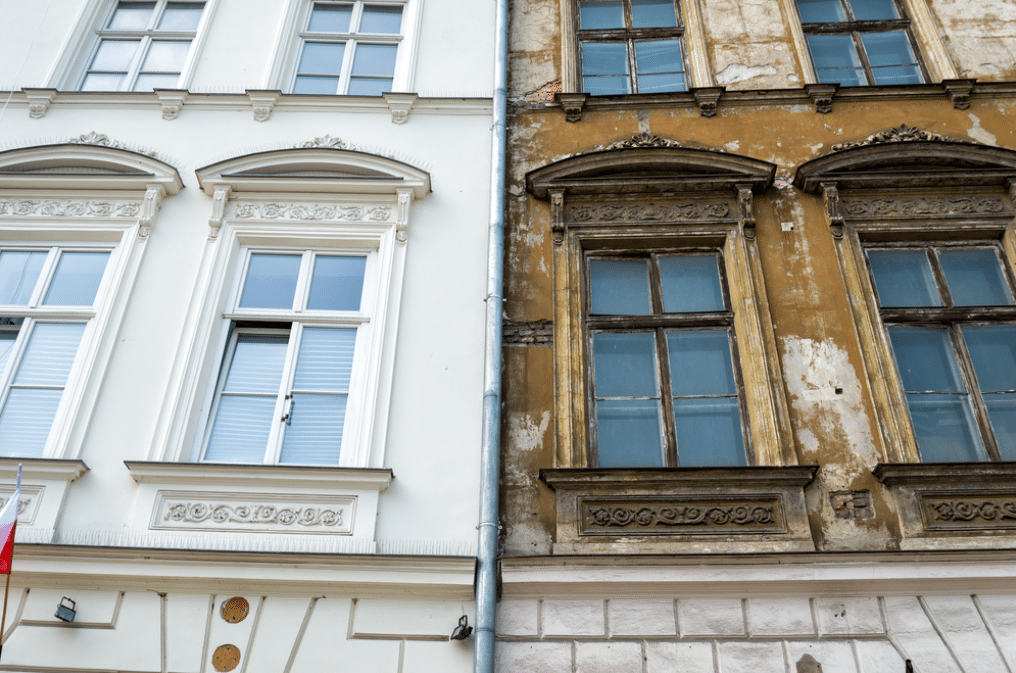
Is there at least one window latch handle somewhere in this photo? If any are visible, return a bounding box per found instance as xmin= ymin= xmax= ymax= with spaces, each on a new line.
xmin=282 ymin=395 xmax=294 ymax=425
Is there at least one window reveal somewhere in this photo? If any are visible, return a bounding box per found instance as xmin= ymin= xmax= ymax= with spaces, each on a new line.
xmin=797 ymin=0 xmax=924 ymax=86
xmin=80 ymin=0 xmax=206 ymax=92
xmin=577 ymin=0 xmax=686 ymax=95
xmin=587 ymin=252 xmax=748 ymax=467
xmin=867 ymin=244 xmax=1016 ymax=462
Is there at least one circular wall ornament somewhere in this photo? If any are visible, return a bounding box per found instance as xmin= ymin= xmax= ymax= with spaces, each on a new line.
xmin=212 ymin=644 xmax=241 ymax=672
xmin=221 ymin=597 xmax=250 ymax=623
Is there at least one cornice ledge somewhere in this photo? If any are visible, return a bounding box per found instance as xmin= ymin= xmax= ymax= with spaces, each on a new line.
xmin=125 ymin=461 xmax=393 ymax=491
xmin=540 ymin=465 xmax=818 ymax=490
xmin=873 ymin=461 xmax=1016 ymax=487
xmin=0 ymin=458 xmax=88 ymax=482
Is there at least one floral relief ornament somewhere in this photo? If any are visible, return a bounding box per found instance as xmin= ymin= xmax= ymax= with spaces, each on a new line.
xmin=232 ymin=202 xmax=391 ymax=222
xmin=602 ymin=132 xmax=684 ymax=150
xmin=166 ymin=502 xmax=342 ymax=527
xmin=830 ymin=124 xmax=970 ymax=152
xmin=67 ymin=131 xmax=157 ymax=156
xmin=0 ymin=199 xmax=139 ymax=218
xmin=295 ymin=134 xmax=355 ymax=150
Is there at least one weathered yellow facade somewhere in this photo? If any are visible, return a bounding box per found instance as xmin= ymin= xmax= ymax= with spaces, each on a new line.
xmin=499 ymin=0 xmax=1016 ymax=670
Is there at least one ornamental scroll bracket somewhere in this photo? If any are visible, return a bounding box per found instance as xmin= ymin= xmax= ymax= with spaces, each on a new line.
xmin=735 ymin=183 xmax=755 ymax=239
xmin=138 ymin=184 xmax=164 ymax=238
xmin=208 ymin=186 xmax=231 ymax=239
xmin=821 ymin=182 xmax=844 ymax=238
xmin=395 ymin=187 xmax=413 ymax=243
xmin=549 ymin=189 xmax=565 ymax=245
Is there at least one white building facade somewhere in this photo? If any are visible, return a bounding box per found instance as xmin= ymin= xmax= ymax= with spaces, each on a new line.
xmin=0 ymin=0 xmax=493 ymax=670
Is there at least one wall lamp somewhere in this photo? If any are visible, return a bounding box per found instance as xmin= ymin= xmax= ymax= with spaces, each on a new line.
xmin=449 ymin=615 xmax=472 ymax=640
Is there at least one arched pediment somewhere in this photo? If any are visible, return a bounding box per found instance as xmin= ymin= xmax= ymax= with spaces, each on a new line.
xmin=527 ymin=146 xmax=777 ymax=199
xmin=794 ymin=141 xmax=1016 ymax=193
xmin=196 ymin=148 xmax=431 ymax=200
xmin=0 ymin=143 xmax=183 ymax=194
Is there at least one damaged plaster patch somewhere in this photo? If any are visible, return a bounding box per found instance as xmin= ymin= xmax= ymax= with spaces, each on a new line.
xmin=504 ymin=411 xmax=550 ymax=484
xmin=715 ymin=63 xmax=778 ymax=85
xmin=724 ymin=140 xmax=741 ymax=152
xmin=967 ymin=113 xmax=997 ymax=145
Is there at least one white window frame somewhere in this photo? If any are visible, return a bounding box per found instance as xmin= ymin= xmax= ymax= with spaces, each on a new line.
xmin=49 ymin=0 xmax=221 ymax=91
xmin=265 ymin=0 xmax=421 ymax=93
xmin=192 ymin=247 xmax=379 ymax=464
xmin=0 ymin=143 xmax=183 ymax=459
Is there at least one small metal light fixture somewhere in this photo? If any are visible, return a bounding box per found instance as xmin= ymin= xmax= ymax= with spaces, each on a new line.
xmin=449 ymin=615 xmax=472 ymax=640
xmin=55 ymin=597 xmax=76 ymax=623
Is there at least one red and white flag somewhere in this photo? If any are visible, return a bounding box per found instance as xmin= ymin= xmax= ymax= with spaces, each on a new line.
xmin=0 ymin=466 xmax=21 ymax=575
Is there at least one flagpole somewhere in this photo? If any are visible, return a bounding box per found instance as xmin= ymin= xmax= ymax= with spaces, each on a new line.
xmin=0 ymin=524 xmax=12 ymax=661
xmin=0 ymin=464 xmax=22 ymax=662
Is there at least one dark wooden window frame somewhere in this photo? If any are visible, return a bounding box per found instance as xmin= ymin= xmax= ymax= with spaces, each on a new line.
xmin=798 ymin=0 xmax=928 ymax=86
xmin=865 ymin=240 xmax=1016 ymax=462
xmin=575 ymin=0 xmax=688 ymax=94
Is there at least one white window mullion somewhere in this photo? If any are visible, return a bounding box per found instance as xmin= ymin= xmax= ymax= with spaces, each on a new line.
xmin=29 ymin=249 xmax=61 ymax=308
xmin=0 ymin=319 xmax=33 ymax=411
xmin=339 ymin=41 xmax=356 ymax=93
xmin=293 ymin=251 xmax=314 ymax=313
xmin=266 ymin=323 xmax=304 ymax=464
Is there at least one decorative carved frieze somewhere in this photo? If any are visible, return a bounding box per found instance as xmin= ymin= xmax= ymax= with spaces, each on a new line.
xmin=830 ymin=124 xmax=965 ymax=152
xmin=580 ymin=497 xmax=785 ymax=535
xmin=568 ymin=202 xmax=730 ymax=223
xmin=0 ymin=199 xmax=141 ymax=218
xmin=230 ymin=202 xmax=392 ymax=222
xmin=294 ymin=134 xmax=355 ymax=150
xmin=922 ymin=496 xmax=1016 ymax=529
xmin=601 ymin=132 xmax=683 ymax=150
xmin=0 ymin=498 xmax=30 ymax=515
xmin=840 ymin=196 xmax=1008 ymax=218
xmin=67 ymin=132 xmax=157 ymax=157
xmin=153 ymin=492 xmax=356 ymax=534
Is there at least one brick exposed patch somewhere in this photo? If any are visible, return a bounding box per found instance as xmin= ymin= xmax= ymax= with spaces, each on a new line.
xmin=503 ymin=320 xmax=553 ymax=346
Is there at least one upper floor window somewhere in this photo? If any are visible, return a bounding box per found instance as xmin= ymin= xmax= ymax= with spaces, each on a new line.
xmin=797 ymin=0 xmax=924 ymax=86
xmin=867 ymin=243 xmax=1016 ymax=462
xmin=0 ymin=249 xmax=110 ymax=456
xmin=200 ymin=250 xmax=368 ymax=464
xmin=79 ymin=0 xmax=206 ymax=91
xmin=291 ymin=0 xmax=404 ymax=95
xmin=588 ymin=252 xmax=747 ymax=467
xmin=577 ymin=0 xmax=686 ymax=95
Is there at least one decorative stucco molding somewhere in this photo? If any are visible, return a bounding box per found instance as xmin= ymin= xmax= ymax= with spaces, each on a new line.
xmin=156 ymin=90 xmax=187 ymax=120
xmin=830 ymin=124 xmax=964 ymax=152
xmin=293 ymin=134 xmax=355 ymax=150
xmin=923 ymin=496 xmax=1016 ymax=528
xmin=601 ymin=132 xmax=683 ymax=151
xmin=165 ymin=502 xmax=343 ymax=527
xmin=247 ymin=90 xmax=281 ymax=122
xmin=568 ymin=202 xmax=731 ymax=223
xmin=208 ymin=186 xmax=231 ymax=238
xmin=24 ymin=88 xmax=57 ymax=119
xmin=67 ymin=131 xmax=157 ymax=157
xmin=581 ymin=498 xmax=783 ymax=534
xmin=138 ymin=185 xmax=163 ymax=237
xmin=383 ymin=92 xmax=417 ymax=124
xmin=840 ymin=196 xmax=1008 ymax=218
xmin=152 ymin=491 xmax=355 ymax=534
xmin=229 ymin=201 xmax=392 ymax=222
xmin=0 ymin=199 xmax=142 ymax=219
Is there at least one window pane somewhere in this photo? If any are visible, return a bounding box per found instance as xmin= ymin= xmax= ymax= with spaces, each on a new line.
xmin=360 ymin=5 xmax=403 ymax=33
xmin=796 ymin=0 xmax=846 ymax=23
xmin=0 ymin=251 xmax=46 ymax=305
xmin=907 ymin=394 xmax=986 ymax=462
xmin=347 ymin=77 xmax=393 ymax=95
xmin=582 ymin=42 xmax=630 ymax=95
xmin=298 ymin=42 xmax=346 ymax=75
xmin=888 ymin=326 xmax=966 ymax=393
xmin=239 ymin=254 xmax=302 ymax=309
xmin=0 ymin=332 xmax=15 ymax=373
xmin=309 ymin=3 xmax=353 ymax=31
xmin=862 ymin=32 xmax=922 ymax=85
xmin=351 ymin=44 xmax=398 ymax=76
xmin=82 ymin=73 xmax=127 ymax=90
xmin=984 ymin=393 xmax=1016 ymax=461
xmin=13 ymin=323 xmax=85 ymax=386
xmin=90 ymin=40 xmax=141 ymax=71
xmin=595 ymin=399 xmax=664 ymax=467
xmin=204 ymin=396 xmax=278 ymax=463
xmin=939 ymin=248 xmax=1014 ymax=306
xmin=659 ymin=255 xmax=724 ymax=312
xmin=631 ymin=0 xmax=678 ymax=27
xmin=589 ymin=258 xmax=651 ymax=314
xmin=108 ymin=1 xmax=156 ymax=29
xmin=141 ymin=40 xmax=191 ymax=72
xmin=868 ymin=249 xmax=941 ymax=307
xmin=158 ymin=2 xmax=204 ymax=30
xmin=807 ymin=34 xmax=866 ymax=86
xmin=221 ymin=335 xmax=288 ymax=394
xmin=667 ymin=330 xmax=737 ymax=396
xmin=634 ymin=40 xmax=685 ymax=93
xmin=308 ymin=256 xmax=366 ymax=311
xmin=849 ymin=0 xmax=898 ymax=21
xmin=293 ymin=328 xmax=355 ymax=391
xmin=134 ymin=73 xmax=181 ymax=90
xmin=593 ymin=332 xmax=659 ymax=398
xmin=579 ymin=0 xmax=624 ymax=29
xmin=279 ymin=393 xmax=346 ymax=464
xmin=674 ymin=397 xmax=746 ymax=467
xmin=43 ymin=251 xmax=110 ymax=306
xmin=961 ymin=325 xmax=1016 ymax=393
xmin=0 ymin=389 xmax=63 ymax=458
xmin=294 ymin=76 xmax=341 ymax=94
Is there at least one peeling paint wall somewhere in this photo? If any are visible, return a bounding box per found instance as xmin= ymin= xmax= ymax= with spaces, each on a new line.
xmin=701 ymin=0 xmax=803 ymax=89
xmin=929 ymin=0 xmax=1016 ymax=80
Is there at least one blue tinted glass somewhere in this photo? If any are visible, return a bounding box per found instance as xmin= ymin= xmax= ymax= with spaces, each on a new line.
xmin=359 ymin=5 xmax=402 ymax=33
xmin=849 ymin=0 xmax=898 ymax=20
xmin=862 ymin=32 xmax=922 ymax=85
xmin=294 ymin=76 xmax=341 ymax=94
xmin=962 ymin=325 xmax=1016 ymax=393
xmin=239 ymin=254 xmax=302 ymax=309
xmin=0 ymin=389 xmax=63 ymax=458
xmin=582 ymin=42 xmax=630 ymax=95
xmin=984 ymin=393 xmax=1016 ymax=461
xmin=888 ymin=326 xmax=966 ymax=393
xmin=0 ymin=251 xmax=46 ymax=305
xmin=797 ymin=0 xmax=846 ymax=23
xmin=667 ymin=330 xmax=737 ymax=396
xmin=659 ymin=255 xmax=723 ymax=312
xmin=298 ymin=42 xmax=346 ymax=75
xmin=808 ymin=34 xmax=866 ymax=86
xmin=108 ymin=1 xmax=156 ymax=29
xmin=279 ymin=393 xmax=346 ymax=464
xmin=868 ymin=249 xmax=941 ymax=307
xmin=222 ymin=335 xmax=288 ymax=394
xmin=351 ymin=43 xmax=397 ymax=76
xmin=293 ymin=328 xmax=355 ymax=391
xmin=907 ymin=394 xmax=986 ymax=462
xmin=634 ymin=40 xmax=686 ymax=93
xmin=204 ymin=396 xmax=277 ymax=463
xmin=674 ymin=397 xmax=745 ymax=467
xmin=589 ymin=258 xmax=651 ymax=314
xmin=158 ymin=2 xmax=205 ymax=30
xmin=309 ymin=3 xmax=352 ymax=31
xmin=308 ymin=256 xmax=366 ymax=311
xmin=13 ymin=323 xmax=85 ymax=386
xmin=593 ymin=332 xmax=659 ymax=398
xmin=939 ymin=248 xmax=1014 ymax=306
xmin=631 ymin=0 xmax=677 ymax=27
xmin=579 ymin=0 xmax=624 ymax=29
xmin=595 ymin=399 xmax=664 ymax=467
xmin=347 ymin=77 xmax=393 ymax=95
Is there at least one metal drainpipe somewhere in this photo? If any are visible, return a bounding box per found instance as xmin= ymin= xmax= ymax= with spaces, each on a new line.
xmin=475 ymin=0 xmax=508 ymax=668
